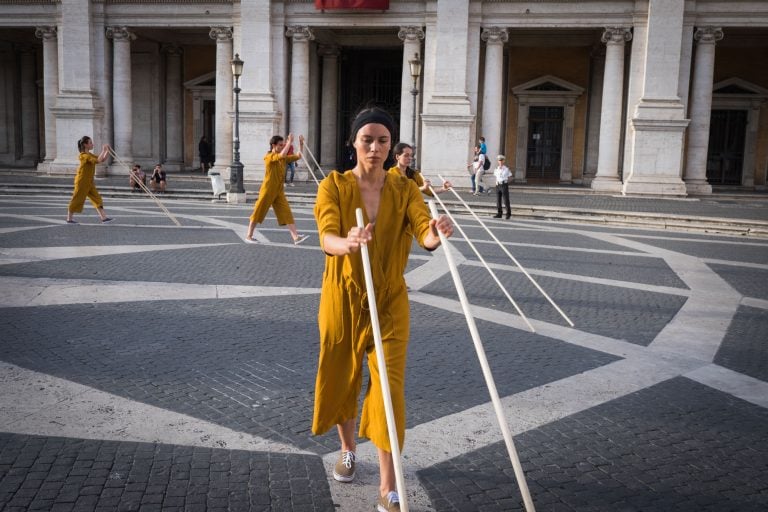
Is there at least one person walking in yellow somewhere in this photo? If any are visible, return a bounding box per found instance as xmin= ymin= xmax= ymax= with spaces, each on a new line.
xmin=65 ymin=136 xmax=113 ymax=224
xmin=245 ymin=133 xmax=309 ymax=245
xmin=312 ymin=107 xmax=454 ymax=512
xmin=387 ymin=142 xmax=452 ymax=196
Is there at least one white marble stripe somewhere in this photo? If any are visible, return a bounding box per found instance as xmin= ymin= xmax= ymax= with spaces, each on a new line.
xmin=0 ymin=362 xmax=308 ymax=455
xmin=685 ymin=364 xmax=768 ymax=409
xmin=0 ymin=243 xmax=236 ymax=265
xmin=742 ymin=297 xmax=768 ymax=310
xmin=0 ymin=276 xmax=319 ymax=307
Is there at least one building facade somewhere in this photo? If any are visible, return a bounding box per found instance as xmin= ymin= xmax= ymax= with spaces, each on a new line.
xmin=1 ymin=0 xmax=767 ymax=195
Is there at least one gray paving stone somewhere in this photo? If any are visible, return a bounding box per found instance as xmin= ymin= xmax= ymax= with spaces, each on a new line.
xmin=418 ymin=377 xmax=768 ymax=511
xmin=422 ymin=267 xmax=686 ymax=345
xmin=623 ymin=236 xmax=768 ymax=264
xmin=447 ymin=238 xmax=687 ymax=288
xmin=0 ymin=243 xmax=324 ymax=288
xmin=0 ymin=434 xmax=333 ymax=512
xmin=715 ymin=305 xmax=768 ymax=382
xmin=708 ymin=264 xmax=768 ymax=301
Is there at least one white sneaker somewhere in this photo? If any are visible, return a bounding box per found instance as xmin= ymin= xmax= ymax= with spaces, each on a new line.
xmin=377 ymin=491 xmax=400 ymax=512
xmin=294 ymin=234 xmax=309 ymax=245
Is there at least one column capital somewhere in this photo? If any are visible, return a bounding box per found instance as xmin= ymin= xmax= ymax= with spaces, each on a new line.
xmin=106 ymin=26 xmax=136 ymax=42
xmin=694 ymin=26 xmax=724 ymax=44
xmin=34 ymin=26 xmax=57 ymax=41
xmin=209 ymin=26 xmax=233 ymax=42
xmin=481 ymin=27 xmax=508 ymax=45
xmin=601 ymin=27 xmax=632 ymax=45
xmin=317 ymin=44 xmax=340 ymax=58
xmin=286 ymin=26 xmax=314 ymax=43
xmin=398 ymin=26 xmax=425 ymax=43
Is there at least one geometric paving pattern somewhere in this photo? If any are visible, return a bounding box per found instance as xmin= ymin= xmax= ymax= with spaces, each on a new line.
xmin=1 ymin=193 xmax=767 ymax=511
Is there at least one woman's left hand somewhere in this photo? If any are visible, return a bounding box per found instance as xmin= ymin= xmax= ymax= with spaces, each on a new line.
xmin=430 ymin=214 xmax=453 ymax=239
xmin=442 ymin=180 xmax=453 ymax=190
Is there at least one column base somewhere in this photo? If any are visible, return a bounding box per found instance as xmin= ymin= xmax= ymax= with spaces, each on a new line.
xmin=622 ymin=176 xmax=687 ymax=196
xmin=685 ymin=180 xmax=713 ymax=195
xmin=421 ymin=97 xmax=473 ymax=184
xmin=590 ymin=176 xmax=623 ymax=193
xmin=227 ymin=192 xmax=247 ymax=204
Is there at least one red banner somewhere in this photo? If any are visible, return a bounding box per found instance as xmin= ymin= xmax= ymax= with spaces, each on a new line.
xmin=315 ymin=0 xmax=389 ymax=9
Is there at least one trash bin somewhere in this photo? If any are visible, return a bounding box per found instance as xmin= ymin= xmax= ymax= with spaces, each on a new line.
xmin=209 ymin=171 xmax=226 ymax=199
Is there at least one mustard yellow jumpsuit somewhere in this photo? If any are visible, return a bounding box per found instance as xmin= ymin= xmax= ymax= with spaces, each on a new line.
xmin=68 ymin=152 xmax=104 ymax=213
xmin=249 ymin=152 xmax=301 ymax=225
xmin=312 ymin=170 xmax=434 ymax=452
xmin=387 ymin=166 xmax=433 ymax=197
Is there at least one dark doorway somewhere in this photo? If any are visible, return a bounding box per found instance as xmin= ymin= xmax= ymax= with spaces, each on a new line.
xmin=526 ymin=106 xmax=563 ymax=180
xmin=203 ymin=99 xmax=216 ymax=164
xmin=337 ymin=48 xmax=402 ymax=169
xmin=706 ymin=109 xmax=747 ymax=185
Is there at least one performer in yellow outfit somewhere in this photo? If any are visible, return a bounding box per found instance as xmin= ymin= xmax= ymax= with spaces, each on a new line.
xmin=387 ymin=142 xmax=452 ymax=196
xmin=245 ymin=133 xmax=309 ymax=245
xmin=66 ymin=136 xmax=113 ymax=224
xmin=312 ymin=107 xmax=453 ymax=512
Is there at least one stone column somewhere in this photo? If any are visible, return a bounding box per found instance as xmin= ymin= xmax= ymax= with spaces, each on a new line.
xmin=210 ymin=27 xmax=233 ymax=178
xmin=19 ymin=45 xmax=39 ymax=164
xmin=623 ymin=0 xmax=689 ymax=196
xmin=398 ymin=26 xmax=425 ymax=148
xmin=319 ymin=44 xmax=339 ymax=168
xmin=684 ymin=27 xmax=723 ymax=194
xmin=481 ymin=27 xmax=508 ymax=159
xmin=35 ymin=27 xmax=58 ymax=166
xmin=163 ymin=44 xmax=184 ymax=170
xmin=421 ymin=0 xmax=474 ymax=182
xmin=286 ymin=26 xmax=314 ymax=141
xmin=106 ymin=26 xmax=134 ymax=164
xmin=592 ymin=27 xmax=632 ymax=192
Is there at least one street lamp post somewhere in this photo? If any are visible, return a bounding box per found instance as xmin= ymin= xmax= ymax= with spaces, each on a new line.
xmin=230 ymin=53 xmax=245 ymax=194
xmin=408 ymin=52 xmax=422 ymax=167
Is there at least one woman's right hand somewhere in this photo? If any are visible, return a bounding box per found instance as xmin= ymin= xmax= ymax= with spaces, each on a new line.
xmin=344 ymin=223 xmax=374 ymax=254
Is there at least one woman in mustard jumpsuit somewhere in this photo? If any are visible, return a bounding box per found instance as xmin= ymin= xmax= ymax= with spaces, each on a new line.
xmin=387 ymin=141 xmax=452 ymax=196
xmin=312 ymin=108 xmax=453 ymax=511
xmin=245 ymin=133 xmax=309 ymax=245
xmin=66 ymin=136 xmax=113 ymax=224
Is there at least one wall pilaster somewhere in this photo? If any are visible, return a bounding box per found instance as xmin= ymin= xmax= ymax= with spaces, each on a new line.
xmin=623 ymin=0 xmax=689 ymax=196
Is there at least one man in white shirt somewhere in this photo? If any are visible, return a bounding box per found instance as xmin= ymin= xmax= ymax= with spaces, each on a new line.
xmin=493 ymin=155 xmax=512 ymax=219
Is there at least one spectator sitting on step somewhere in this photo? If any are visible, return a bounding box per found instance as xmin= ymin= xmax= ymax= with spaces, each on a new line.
xmin=129 ymin=164 xmax=146 ymax=192
xmin=150 ymin=164 xmax=167 ymax=194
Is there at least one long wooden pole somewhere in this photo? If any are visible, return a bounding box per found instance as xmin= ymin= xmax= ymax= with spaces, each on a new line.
xmin=427 ymin=186 xmax=535 ymax=332
xmin=437 ymin=174 xmax=574 ymax=327
xmin=303 ymin=142 xmax=327 ymax=178
xmin=108 ymin=148 xmax=182 ymax=227
xmin=427 ymin=200 xmax=536 ymax=511
xmin=355 ymin=208 xmax=409 ymax=512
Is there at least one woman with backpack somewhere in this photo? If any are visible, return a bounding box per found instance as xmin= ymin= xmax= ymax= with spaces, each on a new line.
xmin=467 ymin=144 xmax=489 ymax=195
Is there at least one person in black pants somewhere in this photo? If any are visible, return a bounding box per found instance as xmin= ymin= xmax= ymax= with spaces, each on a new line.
xmin=493 ymin=155 xmax=512 ymax=219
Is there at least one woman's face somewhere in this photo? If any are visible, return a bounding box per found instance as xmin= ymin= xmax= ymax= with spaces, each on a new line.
xmin=273 ymin=140 xmax=286 ymax=152
xmin=396 ymin=147 xmax=413 ymax=168
xmin=354 ymin=123 xmax=391 ymax=167
xmin=83 ymin=138 xmax=93 ymax=150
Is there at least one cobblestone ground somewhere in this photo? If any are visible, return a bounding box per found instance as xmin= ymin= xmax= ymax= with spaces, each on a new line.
xmin=0 ymin=193 xmax=766 ymax=511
